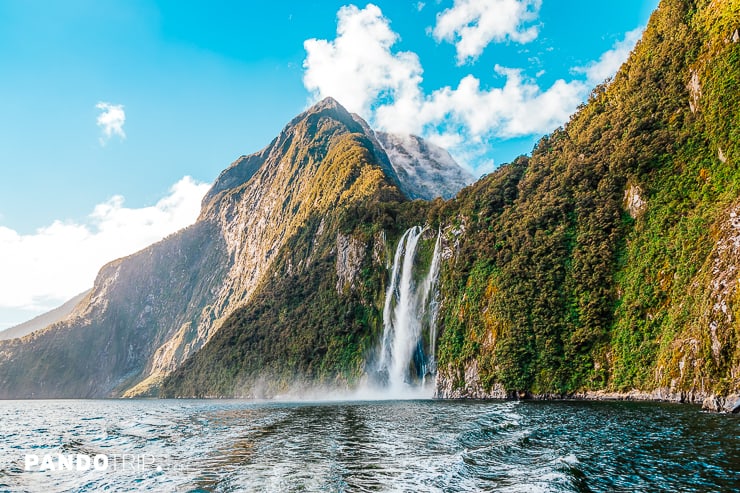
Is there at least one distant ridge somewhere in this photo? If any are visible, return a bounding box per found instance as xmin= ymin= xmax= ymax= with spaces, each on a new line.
xmin=0 ymin=290 xmax=90 ymax=341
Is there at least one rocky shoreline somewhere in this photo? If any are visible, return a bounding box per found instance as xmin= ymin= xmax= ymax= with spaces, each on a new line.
xmin=440 ymin=387 xmax=740 ymax=414
xmin=435 ymin=364 xmax=740 ymax=414
xmin=575 ymin=390 xmax=740 ymax=414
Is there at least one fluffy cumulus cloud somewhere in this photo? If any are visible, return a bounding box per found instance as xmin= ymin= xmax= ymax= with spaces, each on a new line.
xmin=433 ymin=0 xmax=542 ymax=64
xmin=303 ymin=4 xmax=642 ymax=173
xmin=374 ymin=66 xmax=586 ymax=141
xmin=0 ymin=176 xmax=210 ymax=312
xmin=96 ymin=102 xmax=126 ymax=144
xmin=303 ymin=4 xmax=423 ymax=118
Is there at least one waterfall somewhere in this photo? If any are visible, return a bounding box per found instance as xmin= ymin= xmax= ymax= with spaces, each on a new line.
xmin=377 ymin=226 xmax=442 ymax=393
xmin=422 ymin=231 xmax=442 ymax=378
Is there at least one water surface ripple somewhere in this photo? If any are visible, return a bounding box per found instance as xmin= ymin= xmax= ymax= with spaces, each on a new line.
xmin=0 ymin=399 xmax=737 ymax=492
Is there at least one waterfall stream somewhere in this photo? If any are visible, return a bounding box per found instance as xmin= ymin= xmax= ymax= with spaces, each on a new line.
xmin=377 ymin=226 xmax=442 ymax=393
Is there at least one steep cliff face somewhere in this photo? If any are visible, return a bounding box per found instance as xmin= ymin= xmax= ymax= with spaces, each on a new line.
xmin=0 ymin=220 xmax=229 ymax=397
xmin=433 ymin=0 xmax=739 ymax=402
xmin=0 ymin=98 xmax=460 ymax=398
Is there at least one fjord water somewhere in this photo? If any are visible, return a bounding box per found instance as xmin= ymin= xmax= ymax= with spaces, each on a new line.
xmin=1 ymin=399 xmax=737 ymax=492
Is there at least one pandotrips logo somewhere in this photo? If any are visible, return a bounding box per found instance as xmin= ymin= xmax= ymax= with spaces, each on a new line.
xmin=24 ymin=453 xmax=162 ymax=473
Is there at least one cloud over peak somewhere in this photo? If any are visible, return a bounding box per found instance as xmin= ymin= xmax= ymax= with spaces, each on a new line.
xmin=303 ymin=4 xmax=423 ymax=118
xmin=302 ymin=3 xmax=643 ymax=175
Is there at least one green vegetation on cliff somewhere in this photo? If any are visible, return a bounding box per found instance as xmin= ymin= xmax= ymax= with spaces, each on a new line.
xmin=161 ymin=118 xmax=430 ymax=397
xmin=435 ymin=0 xmax=739 ymax=398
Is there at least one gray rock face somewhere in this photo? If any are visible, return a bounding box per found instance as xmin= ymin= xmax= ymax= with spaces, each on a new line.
xmin=623 ymin=182 xmax=647 ymax=219
xmin=706 ymin=205 xmax=740 ymax=363
xmin=374 ymin=132 xmax=475 ymax=200
xmin=702 ymin=394 xmax=740 ymax=413
xmin=435 ymin=360 xmax=508 ymax=399
xmin=335 ymin=233 xmax=366 ymax=294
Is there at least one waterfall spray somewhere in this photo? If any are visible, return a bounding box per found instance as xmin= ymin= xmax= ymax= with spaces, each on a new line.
xmin=377 ymin=226 xmax=442 ymax=394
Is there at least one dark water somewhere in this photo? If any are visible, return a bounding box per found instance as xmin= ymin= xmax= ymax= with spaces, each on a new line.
xmin=0 ymin=399 xmax=737 ymax=492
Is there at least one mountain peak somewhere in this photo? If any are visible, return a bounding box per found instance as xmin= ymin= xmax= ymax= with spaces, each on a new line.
xmin=202 ymin=97 xmax=366 ymax=209
xmin=203 ymin=98 xmax=472 ymax=208
xmin=312 ymin=96 xmax=342 ymax=111
xmin=294 ymin=96 xmax=363 ymax=135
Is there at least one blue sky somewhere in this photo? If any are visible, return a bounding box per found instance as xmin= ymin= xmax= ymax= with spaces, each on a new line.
xmin=0 ymin=0 xmax=658 ymax=329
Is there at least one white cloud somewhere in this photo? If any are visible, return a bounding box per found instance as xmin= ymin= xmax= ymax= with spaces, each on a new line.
xmin=0 ymin=176 xmax=210 ymax=311
xmin=96 ymin=102 xmax=126 ymax=144
xmin=374 ymin=67 xmax=586 ymax=139
xmin=433 ymin=0 xmax=542 ymax=64
xmin=303 ymin=4 xmax=423 ymax=118
xmin=303 ymin=4 xmax=642 ymax=174
xmin=574 ymin=27 xmax=644 ymax=84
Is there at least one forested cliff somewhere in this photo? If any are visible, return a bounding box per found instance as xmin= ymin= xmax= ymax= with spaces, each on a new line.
xmin=432 ymin=0 xmax=739 ymax=406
